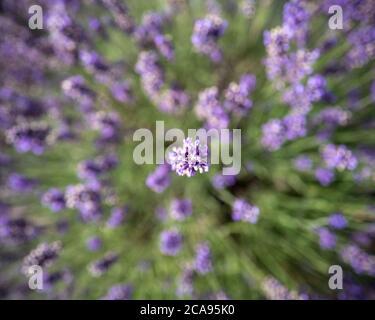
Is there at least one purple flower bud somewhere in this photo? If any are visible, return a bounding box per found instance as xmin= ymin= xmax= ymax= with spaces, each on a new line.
xmin=160 ymin=229 xmax=183 ymax=256
xmin=194 ymin=242 xmax=213 ymax=274
xmin=232 ymin=199 xmax=260 ymax=224
xmin=42 ymin=188 xmax=66 ymax=212
xmin=86 ymin=236 xmax=102 ymax=251
xmin=169 ymin=198 xmax=192 ymax=221
xmin=328 ymin=213 xmax=348 ymax=229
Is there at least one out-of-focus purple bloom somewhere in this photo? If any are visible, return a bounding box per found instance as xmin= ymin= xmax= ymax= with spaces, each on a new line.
xmin=6 ymin=122 xmax=51 ymax=155
xmin=106 ymin=206 xmax=126 ymax=228
xmin=101 ymin=0 xmax=135 ymax=34
xmin=155 ymin=206 xmax=168 ymax=222
xmin=224 ymin=74 xmax=255 ymax=115
xmin=240 ymin=0 xmax=256 ymax=19
xmin=154 ymin=34 xmax=174 ymax=60
xmin=160 ymin=229 xmax=183 ymax=256
xmin=293 ymin=155 xmax=312 ymax=172
xmin=169 ymin=138 xmax=209 ymax=177
xmin=313 ymin=107 xmax=351 ymax=128
xmin=146 ymin=164 xmax=171 ymax=193
xmin=232 ymin=199 xmax=260 ymax=224
xmin=61 ymin=75 xmax=96 ymax=106
xmin=321 ymin=144 xmax=358 ymax=171
xmin=283 ymin=114 xmax=307 ymax=140
xmin=341 ymin=245 xmax=375 ymax=276
xmin=77 ymin=154 xmax=118 ymax=181
xmin=86 ymin=236 xmax=102 ymax=251
xmin=65 ymin=184 xmax=102 ymax=222
xmin=7 ymin=173 xmax=38 ymax=192
xmin=315 ymin=168 xmax=335 ymax=186
xmin=176 ymin=265 xmax=195 ymax=297
xmin=261 ymin=119 xmax=285 ymax=151
xmin=170 ymin=198 xmax=192 ymax=221
xmin=261 ymin=276 xmax=306 ymax=300
xmin=328 ymin=213 xmax=348 ymax=230
xmin=135 ymin=51 xmax=165 ymax=99
xmin=157 ymin=87 xmax=189 ymax=114
xmin=306 ymin=75 xmax=327 ymax=102
xmin=283 ymin=0 xmax=310 ymax=45
xmin=316 ymin=227 xmax=336 ymax=249
xmin=191 ymin=14 xmax=227 ymax=62
xmin=21 ymin=241 xmax=62 ymax=275
xmin=0 ymin=216 xmax=39 ymax=245
xmin=102 ymin=284 xmax=133 ymax=300
xmin=346 ymin=26 xmax=375 ymax=69
xmin=42 ymin=188 xmax=66 ymax=212
xmin=134 ymin=11 xmax=167 ymax=45
xmin=212 ymin=173 xmax=236 ymax=189
xmin=194 ymin=242 xmax=213 ymax=274
xmin=88 ymin=252 xmax=119 ymax=277
xmin=91 ymin=111 xmax=121 ymax=144
xmin=110 ymin=81 xmax=132 ymax=103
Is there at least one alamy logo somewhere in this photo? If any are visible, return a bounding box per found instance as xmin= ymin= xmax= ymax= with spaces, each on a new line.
xmin=328 ymin=5 xmax=343 ymax=30
xmin=328 ymin=265 xmax=343 ymax=290
xmin=28 ymin=5 xmax=43 ymax=30
xmin=133 ymin=121 xmax=241 ymax=175
xmin=27 ymin=265 xmax=44 ymax=290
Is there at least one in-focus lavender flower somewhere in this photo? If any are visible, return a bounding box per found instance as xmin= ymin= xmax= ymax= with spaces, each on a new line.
xmin=316 ymin=227 xmax=336 ymax=250
xmin=21 ymin=241 xmax=62 ymax=275
xmin=42 ymin=188 xmax=66 ymax=212
xmin=191 ymin=14 xmax=228 ymax=62
xmin=102 ymin=284 xmax=133 ymax=300
xmin=315 ymin=167 xmax=335 ymax=186
xmin=293 ymin=155 xmax=312 ymax=172
xmin=7 ymin=173 xmax=38 ymax=192
xmin=88 ymin=252 xmax=118 ymax=277
xmin=262 ymin=277 xmax=307 ymax=300
xmin=341 ymin=245 xmax=375 ymax=276
xmin=86 ymin=236 xmax=102 ymax=252
xmin=232 ymin=199 xmax=260 ymax=224
xmin=321 ymin=144 xmax=358 ymax=171
xmin=194 ymin=242 xmax=213 ymax=274
xmin=146 ymin=164 xmax=171 ymax=193
xmin=328 ymin=213 xmax=348 ymax=230
xmin=168 ymin=138 xmax=209 ymax=177
xmin=169 ymin=198 xmax=192 ymax=221
xmin=106 ymin=206 xmax=126 ymax=228
xmin=160 ymin=229 xmax=183 ymax=256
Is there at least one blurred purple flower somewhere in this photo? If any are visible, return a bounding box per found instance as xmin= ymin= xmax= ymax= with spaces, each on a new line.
xmin=232 ymin=199 xmax=260 ymax=224
xmin=160 ymin=229 xmax=183 ymax=256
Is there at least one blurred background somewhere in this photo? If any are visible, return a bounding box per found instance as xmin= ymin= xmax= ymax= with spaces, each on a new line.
xmin=0 ymin=0 xmax=374 ymax=299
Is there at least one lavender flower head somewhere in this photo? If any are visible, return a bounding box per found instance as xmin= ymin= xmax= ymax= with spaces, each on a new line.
xmin=88 ymin=252 xmax=118 ymax=277
xmin=293 ymin=155 xmax=312 ymax=172
xmin=341 ymin=245 xmax=375 ymax=276
xmin=169 ymin=198 xmax=192 ymax=221
xmin=146 ymin=164 xmax=171 ymax=193
xmin=168 ymin=138 xmax=209 ymax=177
xmin=224 ymin=74 xmax=255 ymax=115
xmin=21 ymin=241 xmax=62 ymax=275
xmin=176 ymin=264 xmax=195 ymax=297
xmin=194 ymin=242 xmax=213 ymax=274
xmin=212 ymin=172 xmax=236 ymax=189
xmin=321 ymin=144 xmax=358 ymax=171
xmin=328 ymin=213 xmax=348 ymax=230
xmin=315 ymin=167 xmax=335 ymax=186
xmin=102 ymin=284 xmax=133 ymax=300
xmin=42 ymin=188 xmax=66 ymax=212
xmin=316 ymin=227 xmax=336 ymax=250
xmin=106 ymin=206 xmax=127 ymax=228
xmin=232 ymin=199 xmax=260 ymax=224
xmin=261 ymin=277 xmax=306 ymax=300
xmin=7 ymin=173 xmax=38 ymax=193
xmin=191 ymin=14 xmax=228 ymax=62
xmin=65 ymin=184 xmax=102 ymax=222
xmin=160 ymin=229 xmax=183 ymax=256
xmin=86 ymin=236 xmax=102 ymax=251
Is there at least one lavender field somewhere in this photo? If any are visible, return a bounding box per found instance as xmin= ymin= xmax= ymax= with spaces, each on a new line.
xmin=0 ymin=0 xmax=375 ymax=300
